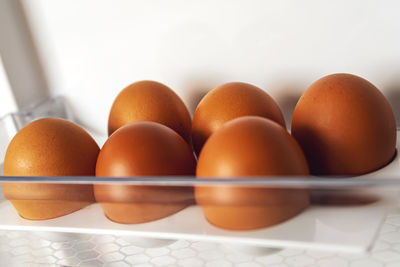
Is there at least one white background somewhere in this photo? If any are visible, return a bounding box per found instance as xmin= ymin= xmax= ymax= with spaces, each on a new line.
xmin=9 ymin=0 xmax=400 ymax=135
xmin=0 ymin=55 xmax=16 ymax=118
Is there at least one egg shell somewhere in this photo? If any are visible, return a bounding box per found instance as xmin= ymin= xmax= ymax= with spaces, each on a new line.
xmin=95 ymin=121 xmax=196 ymax=224
xmin=108 ymin=80 xmax=192 ymax=145
xmin=291 ymin=73 xmax=397 ymax=175
xmin=195 ymin=116 xmax=309 ymax=230
xmin=3 ymin=118 xmax=99 ymax=220
xmin=192 ymin=82 xmax=285 ymax=155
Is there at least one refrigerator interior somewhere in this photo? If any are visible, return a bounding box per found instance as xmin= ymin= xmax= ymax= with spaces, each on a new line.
xmin=1 ymin=1 xmax=400 ymax=266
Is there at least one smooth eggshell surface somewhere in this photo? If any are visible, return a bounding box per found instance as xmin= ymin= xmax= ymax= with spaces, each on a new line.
xmin=108 ymin=80 xmax=192 ymax=145
xmin=195 ymin=116 xmax=309 ymax=230
xmin=291 ymin=73 xmax=397 ymax=176
xmin=95 ymin=121 xmax=196 ymax=224
xmin=192 ymin=82 xmax=285 ymax=155
xmin=3 ymin=118 xmax=99 ymax=220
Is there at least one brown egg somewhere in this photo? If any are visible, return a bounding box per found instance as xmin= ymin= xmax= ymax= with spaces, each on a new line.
xmin=108 ymin=80 xmax=192 ymax=145
xmin=95 ymin=121 xmax=196 ymax=224
xmin=195 ymin=116 xmax=309 ymax=230
xmin=192 ymin=82 xmax=285 ymax=155
xmin=291 ymin=73 xmax=396 ymax=175
xmin=3 ymin=118 xmax=99 ymax=220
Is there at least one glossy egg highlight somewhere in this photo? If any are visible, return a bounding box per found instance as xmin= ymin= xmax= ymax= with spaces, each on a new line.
xmin=95 ymin=121 xmax=196 ymax=224
xmin=195 ymin=116 xmax=309 ymax=230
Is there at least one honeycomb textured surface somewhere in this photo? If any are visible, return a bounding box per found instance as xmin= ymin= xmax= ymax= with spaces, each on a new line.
xmin=0 ymin=212 xmax=399 ymax=267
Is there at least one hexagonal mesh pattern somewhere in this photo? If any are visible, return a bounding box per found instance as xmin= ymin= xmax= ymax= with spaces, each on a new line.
xmin=0 ymin=213 xmax=400 ymax=266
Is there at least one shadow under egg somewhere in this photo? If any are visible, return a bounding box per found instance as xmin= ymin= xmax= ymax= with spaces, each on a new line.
xmin=311 ymin=150 xmax=398 ymax=206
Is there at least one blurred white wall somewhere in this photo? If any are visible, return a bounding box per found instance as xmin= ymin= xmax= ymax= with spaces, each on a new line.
xmin=0 ymin=55 xmax=17 ymax=118
xmin=0 ymin=55 xmax=17 ymax=167
xmin=0 ymin=0 xmax=49 ymax=112
xmin=13 ymin=0 xmax=400 ymax=134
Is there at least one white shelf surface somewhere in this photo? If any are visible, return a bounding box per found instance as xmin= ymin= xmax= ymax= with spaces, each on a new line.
xmin=0 ymin=198 xmax=391 ymax=253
